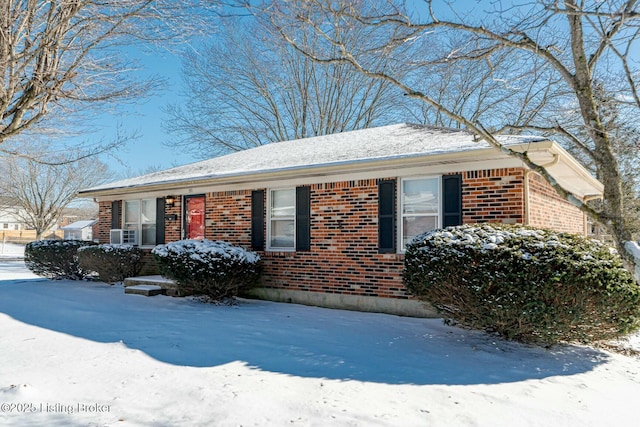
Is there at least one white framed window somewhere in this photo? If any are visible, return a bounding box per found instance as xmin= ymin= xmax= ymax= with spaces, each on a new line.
xmin=268 ymin=188 xmax=295 ymax=250
xmin=123 ymin=198 xmax=157 ymax=246
xmin=400 ymin=176 xmax=440 ymax=251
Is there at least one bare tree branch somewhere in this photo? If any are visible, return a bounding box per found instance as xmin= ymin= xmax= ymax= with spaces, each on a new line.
xmin=245 ymin=0 xmax=640 ymax=265
xmin=0 ymin=0 xmax=217 ymax=153
xmin=163 ymin=11 xmax=403 ymax=157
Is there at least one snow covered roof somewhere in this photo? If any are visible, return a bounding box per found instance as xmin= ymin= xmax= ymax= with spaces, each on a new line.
xmin=60 ymin=220 xmax=97 ymax=230
xmin=80 ymin=123 xmax=602 ymax=198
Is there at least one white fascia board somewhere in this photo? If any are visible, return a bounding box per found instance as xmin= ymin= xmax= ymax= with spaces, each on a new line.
xmin=523 ymin=141 xmax=603 ymax=198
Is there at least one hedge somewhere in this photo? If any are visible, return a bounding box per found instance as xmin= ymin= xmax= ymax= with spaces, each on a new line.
xmin=77 ymin=244 xmax=144 ymax=283
xmin=152 ymin=239 xmax=262 ymax=300
xmin=25 ymin=239 xmax=98 ymax=280
xmin=403 ymin=224 xmax=640 ymax=345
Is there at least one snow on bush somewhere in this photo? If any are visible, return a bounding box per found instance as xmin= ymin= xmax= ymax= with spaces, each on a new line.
xmin=152 ymin=239 xmax=262 ymax=300
xmin=403 ymin=224 xmax=640 ymax=346
xmin=77 ymin=244 xmax=144 ymax=284
xmin=25 ymin=239 xmax=98 ymax=280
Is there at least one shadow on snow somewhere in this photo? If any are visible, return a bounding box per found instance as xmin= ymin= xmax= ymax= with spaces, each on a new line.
xmin=0 ymin=264 xmax=608 ymax=386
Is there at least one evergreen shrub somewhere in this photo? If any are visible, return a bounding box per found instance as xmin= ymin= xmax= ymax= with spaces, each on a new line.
xmin=403 ymin=224 xmax=640 ymax=345
xmin=77 ymin=244 xmax=144 ymax=283
xmin=25 ymin=239 xmax=98 ymax=280
xmin=152 ymin=239 xmax=262 ymax=300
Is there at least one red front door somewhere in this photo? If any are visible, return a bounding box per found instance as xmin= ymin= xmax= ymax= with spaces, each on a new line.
xmin=185 ymin=196 xmax=205 ymax=240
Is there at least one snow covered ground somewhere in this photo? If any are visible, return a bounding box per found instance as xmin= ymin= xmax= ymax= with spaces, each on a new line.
xmin=1 ymin=260 xmax=639 ymax=426
xmin=0 ymin=243 xmax=24 ymax=259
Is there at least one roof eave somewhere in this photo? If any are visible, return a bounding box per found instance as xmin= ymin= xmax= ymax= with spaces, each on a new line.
xmin=79 ymin=145 xmax=520 ymax=199
xmin=79 ymin=140 xmax=603 ymax=200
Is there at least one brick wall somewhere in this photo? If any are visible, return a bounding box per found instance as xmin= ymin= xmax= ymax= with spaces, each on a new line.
xmin=204 ymin=190 xmax=252 ymax=246
xmin=199 ymin=180 xmax=408 ymax=299
xmin=138 ymin=250 xmax=160 ymax=276
xmin=462 ymin=168 xmax=526 ymax=224
xmin=95 ymin=167 xmax=586 ymax=298
xmin=527 ymin=172 xmax=585 ymax=233
xmin=256 ymin=180 xmax=407 ymax=298
xmin=96 ymin=201 xmax=114 ymax=243
xmin=165 ymin=198 xmax=182 ymax=242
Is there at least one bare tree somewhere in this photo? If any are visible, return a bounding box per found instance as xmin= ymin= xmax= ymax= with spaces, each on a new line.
xmin=164 ymin=9 xmax=403 ymax=157
xmin=0 ymin=153 xmax=109 ymax=239
xmin=244 ymin=0 xmax=640 ymax=262
xmin=0 ymin=0 xmax=216 ymax=159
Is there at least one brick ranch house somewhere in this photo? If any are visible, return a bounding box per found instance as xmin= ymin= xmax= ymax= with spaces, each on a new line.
xmin=79 ymin=124 xmax=603 ymax=317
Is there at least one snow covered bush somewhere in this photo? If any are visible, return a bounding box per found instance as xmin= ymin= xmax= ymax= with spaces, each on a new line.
xmin=152 ymin=239 xmax=262 ymax=300
xmin=77 ymin=244 xmax=144 ymax=284
xmin=25 ymin=239 xmax=98 ymax=280
xmin=403 ymin=224 xmax=640 ymax=346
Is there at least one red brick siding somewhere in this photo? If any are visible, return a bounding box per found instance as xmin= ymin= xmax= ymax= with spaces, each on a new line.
xmin=204 ymin=190 xmax=252 ymax=247
xmin=201 ymin=180 xmax=407 ymax=299
xmin=95 ymin=167 xmax=587 ymax=298
xmin=138 ymin=250 xmax=160 ymax=276
xmin=527 ymin=172 xmax=585 ymax=233
xmin=462 ymin=168 xmax=526 ymax=224
xmin=96 ymin=201 xmax=115 ymax=243
xmin=165 ymin=198 xmax=182 ymax=242
xmin=260 ymin=180 xmax=406 ymax=298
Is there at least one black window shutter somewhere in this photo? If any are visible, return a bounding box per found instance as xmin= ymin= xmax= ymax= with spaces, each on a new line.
xmin=295 ymin=186 xmax=311 ymax=251
xmin=442 ymin=174 xmax=463 ymax=227
xmin=378 ymin=179 xmax=396 ymax=253
xmin=111 ymin=200 xmax=121 ymax=229
xmin=251 ymin=190 xmax=265 ymax=251
xmin=156 ymin=198 xmax=166 ymax=245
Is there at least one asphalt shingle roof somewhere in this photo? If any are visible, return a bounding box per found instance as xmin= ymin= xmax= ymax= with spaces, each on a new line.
xmin=83 ymin=123 xmax=545 ymax=193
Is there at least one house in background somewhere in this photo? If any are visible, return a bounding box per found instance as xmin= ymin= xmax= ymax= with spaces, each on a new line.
xmin=79 ymin=123 xmax=603 ymax=317
xmin=61 ymin=219 xmax=98 ymax=241
xmin=0 ymin=205 xmax=24 ymax=231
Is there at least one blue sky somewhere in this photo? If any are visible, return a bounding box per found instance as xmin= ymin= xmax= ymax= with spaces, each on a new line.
xmin=96 ymin=47 xmax=199 ymax=179
xmin=92 ymin=1 xmax=505 ymax=181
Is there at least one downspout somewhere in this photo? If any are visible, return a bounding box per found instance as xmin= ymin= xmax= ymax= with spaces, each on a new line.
xmin=524 ymin=154 xmax=559 ymax=226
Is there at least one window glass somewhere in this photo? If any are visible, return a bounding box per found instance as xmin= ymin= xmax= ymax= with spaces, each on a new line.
xmin=401 ymin=177 xmax=440 ymax=250
xmin=124 ymin=200 xmax=139 ymax=228
xmin=141 ymin=224 xmax=157 ymax=246
xmin=122 ymin=199 xmax=156 ymax=245
xmin=270 ymin=220 xmax=295 ymax=248
xmin=271 ymin=189 xmax=295 ymax=217
xmin=269 ymin=189 xmax=295 ymax=249
xmin=141 ymin=199 xmax=156 ymax=224
xmin=403 ymin=179 xmax=439 ymax=214
xmin=403 ymin=216 xmax=437 ymax=249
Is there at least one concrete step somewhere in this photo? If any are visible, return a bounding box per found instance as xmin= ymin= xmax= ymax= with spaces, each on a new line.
xmin=123 ymin=275 xmax=179 ymax=296
xmin=124 ymin=284 xmax=164 ymax=297
xmin=124 ymin=275 xmax=175 ymax=287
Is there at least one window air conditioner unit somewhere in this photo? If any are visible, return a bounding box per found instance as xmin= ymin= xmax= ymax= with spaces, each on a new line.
xmin=109 ymin=229 xmax=138 ymax=245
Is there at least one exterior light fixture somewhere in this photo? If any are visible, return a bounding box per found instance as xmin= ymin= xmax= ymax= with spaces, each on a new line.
xmin=165 ymin=196 xmax=176 ymax=208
